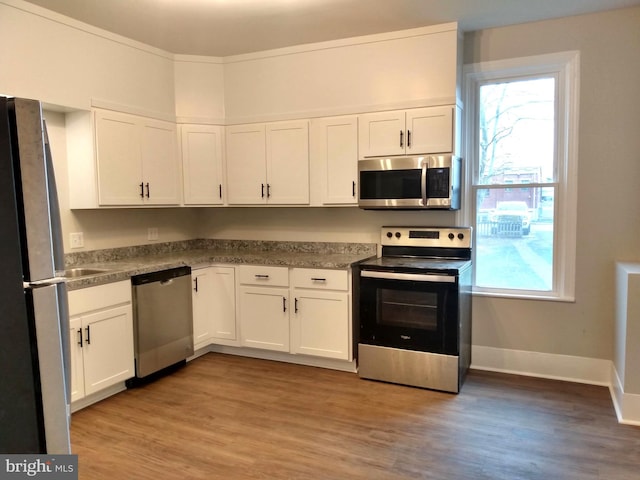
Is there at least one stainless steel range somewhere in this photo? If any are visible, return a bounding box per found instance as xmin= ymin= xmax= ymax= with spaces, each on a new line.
xmin=355 ymin=226 xmax=472 ymax=393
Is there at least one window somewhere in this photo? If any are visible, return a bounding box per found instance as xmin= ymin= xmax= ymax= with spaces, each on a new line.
xmin=464 ymin=52 xmax=579 ymax=300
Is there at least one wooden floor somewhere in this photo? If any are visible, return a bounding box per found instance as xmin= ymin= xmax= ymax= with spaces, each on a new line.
xmin=71 ymin=353 xmax=640 ymax=480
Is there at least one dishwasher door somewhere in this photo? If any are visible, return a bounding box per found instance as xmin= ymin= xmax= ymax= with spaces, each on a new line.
xmin=132 ymin=266 xmax=194 ymax=378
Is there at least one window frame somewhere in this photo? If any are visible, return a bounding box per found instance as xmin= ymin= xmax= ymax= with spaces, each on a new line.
xmin=463 ymin=51 xmax=580 ymax=301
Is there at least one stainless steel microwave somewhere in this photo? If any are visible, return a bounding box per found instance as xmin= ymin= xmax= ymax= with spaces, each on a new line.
xmin=358 ymin=155 xmax=460 ymax=210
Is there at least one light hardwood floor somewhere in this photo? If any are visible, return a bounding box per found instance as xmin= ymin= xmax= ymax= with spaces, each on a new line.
xmin=71 ymin=353 xmax=640 ymax=479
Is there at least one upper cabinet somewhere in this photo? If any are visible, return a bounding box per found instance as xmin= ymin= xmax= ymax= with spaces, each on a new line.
xmin=181 ymin=125 xmax=225 ymax=205
xmin=226 ymin=120 xmax=309 ymax=205
xmin=309 ymin=116 xmax=358 ymax=206
xmin=358 ymin=106 xmax=454 ymax=159
xmin=66 ymin=109 xmax=181 ymax=208
xmin=95 ymin=110 xmax=180 ymax=206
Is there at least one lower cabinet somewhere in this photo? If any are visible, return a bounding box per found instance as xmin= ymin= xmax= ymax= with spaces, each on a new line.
xmin=192 ymin=264 xmax=353 ymax=363
xmin=192 ymin=266 xmax=237 ymax=349
xmin=291 ymin=268 xmax=351 ymax=360
xmin=68 ymin=281 xmax=134 ymax=403
xmin=238 ymin=266 xmax=290 ymax=352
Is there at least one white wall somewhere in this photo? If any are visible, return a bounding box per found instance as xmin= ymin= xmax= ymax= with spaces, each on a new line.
xmin=222 ymin=25 xmax=459 ymax=123
xmin=0 ymin=0 xmax=175 ymax=115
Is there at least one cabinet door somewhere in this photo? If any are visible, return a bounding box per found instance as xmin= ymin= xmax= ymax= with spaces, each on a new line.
xmin=358 ymin=110 xmax=405 ymax=159
xmin=181 ymin=125 xmax=224 ymax=205
xmin=239 ymin=286 xmax=289 ymax=352
xmin=406 ymin=106 xmax=453 ymax=154
xmin=81 ymin=305 xmax=135 ymax=396
xmin=210 ymin=267 xmax=237 ymax=341
xmin=226 ymin=124 xmax=267 ymax=204
xmin=69 ymin=316 xmax=85 ymax=403
xmin=95 ymin=110 xmax=143 ymax=205
xmin=192 ymin=268 xmax=214 ymax=349
xmin=311 ymin=116 xmax=358 ymax=205
xmin=266 ymin=120 xmax=309 ymax=204
xmin=291 ymin=290 xmax=350 ymax=360
xmin=141 ymin=119 xmax=181 ymax=205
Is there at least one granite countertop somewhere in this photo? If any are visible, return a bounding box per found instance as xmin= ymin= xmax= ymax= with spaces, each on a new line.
xmin=64 ymin=239 xmax=377 ymax=290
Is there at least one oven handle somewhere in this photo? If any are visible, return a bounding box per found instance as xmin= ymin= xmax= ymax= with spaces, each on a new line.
xmin=361 ymin=270 xmax=456 ymax=283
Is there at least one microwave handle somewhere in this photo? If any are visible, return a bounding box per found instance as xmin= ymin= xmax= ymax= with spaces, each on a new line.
xmin=421 ymin=160 xmax=428 ymax=206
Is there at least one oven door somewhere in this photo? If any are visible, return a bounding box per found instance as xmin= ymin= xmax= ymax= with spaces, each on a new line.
xmin=358 ymin=269 xmax=459 ymax=355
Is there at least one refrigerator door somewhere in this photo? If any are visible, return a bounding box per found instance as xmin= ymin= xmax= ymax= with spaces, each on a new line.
xmin=30 ymin=283 xmax=71 ymax=454
xmin=10 ymin=98 xmax=56 ymax=283
xmin=0 ymin=97 xmax=44 ymax=452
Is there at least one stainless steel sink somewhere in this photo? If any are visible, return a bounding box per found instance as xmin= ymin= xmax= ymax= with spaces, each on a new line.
xmin=63 ymin=267 xmax=110 ymax=278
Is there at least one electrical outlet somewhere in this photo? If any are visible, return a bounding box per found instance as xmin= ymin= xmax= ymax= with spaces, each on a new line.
xmin=147 ymin=227 xmax=159 ymax=241
xmin=70 ymin=232 xmax=84 ymax=249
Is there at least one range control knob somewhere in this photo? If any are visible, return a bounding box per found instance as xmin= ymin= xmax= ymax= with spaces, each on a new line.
xmin=395 ymin=232 xmax=401 ymax=239
xmin=448 ymin=233 xmax=455 ymax=240
xmin=386 ymin=231 xmax=393 ymax=238
xmin=458 ymin=233 xmax=465 ymax=240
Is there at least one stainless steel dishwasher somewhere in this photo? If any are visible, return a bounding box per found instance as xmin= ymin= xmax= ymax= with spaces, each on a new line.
xmin=130 ymin=266 xmax=194 ymax=381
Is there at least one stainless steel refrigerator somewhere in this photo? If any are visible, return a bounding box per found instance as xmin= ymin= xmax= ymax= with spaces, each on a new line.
xmin=0 ymin=96 xmax=71 ymax=453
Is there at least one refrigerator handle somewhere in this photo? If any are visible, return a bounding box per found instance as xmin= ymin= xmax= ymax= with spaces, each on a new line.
xmin=31 ymin=284 xmax=71 ymax=453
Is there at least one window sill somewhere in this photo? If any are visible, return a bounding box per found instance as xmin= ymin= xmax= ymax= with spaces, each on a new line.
xmin=471 ymin=289 xmax=575 ymax=303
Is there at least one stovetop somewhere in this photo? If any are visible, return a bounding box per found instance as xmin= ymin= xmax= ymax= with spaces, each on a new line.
xmin=358 ymin=226 xmax=473 ymax=274
xmin=358 ymin=255 xmax=471 ymax=275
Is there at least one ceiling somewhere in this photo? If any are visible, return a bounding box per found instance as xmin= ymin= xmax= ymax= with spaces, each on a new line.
xmin=23 ymin=0 xmax=640 ymax=57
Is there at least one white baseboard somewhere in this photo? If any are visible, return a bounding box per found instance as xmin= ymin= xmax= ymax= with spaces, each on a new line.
xmin=470 ymin=345 xmax=611 ymax=386
xmin=470 ymin=345 xmax=640 ymax=424
xmin=610 ymin=365 xmax=640 ymax=426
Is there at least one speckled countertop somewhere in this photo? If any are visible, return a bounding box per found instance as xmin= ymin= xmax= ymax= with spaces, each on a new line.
xmin=64 ymin=239 xmax=377 ymax=290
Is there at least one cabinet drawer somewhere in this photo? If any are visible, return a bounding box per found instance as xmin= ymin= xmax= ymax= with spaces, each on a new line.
xmin=239 ymin=265 xmax=289 ymax=287
xmin=292 ymin=268 xmax=348 ymax=291
xmin=68 ymin=280 xmax=132 ymax=316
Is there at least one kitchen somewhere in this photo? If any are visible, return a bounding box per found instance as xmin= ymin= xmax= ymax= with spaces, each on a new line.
xmin=1 ymin=0 xmax=640 ymax=477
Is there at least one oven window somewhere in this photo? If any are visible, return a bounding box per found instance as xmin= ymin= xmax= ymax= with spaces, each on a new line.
xmin=359 ymin=169 xmax=422 ymax=200
xmin=378 ymin=289 xmax=438 ymax=331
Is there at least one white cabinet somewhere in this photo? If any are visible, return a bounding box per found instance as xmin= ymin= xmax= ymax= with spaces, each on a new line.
xmin=87 ymin=109 xmax=180 ymax=206
xmin=68 ymin=281 xmax=134 ymax=402
xmin=291 ymin=269 xmax=351 ymax=360
xmin=358 ymin=106 xmax=454 ymax=159
xmin=310 ymin=116 xmax=358 ymax=205
xmin=192 ymin=266 xmax=237 ymax=350
xmin=181 ymin=125 xmax=225 ymax=205
xmin=238 ymin=266 xmax=290 ymax=352
xmin=226 ymin=120 xmax=309 ymax=205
